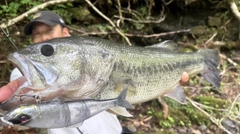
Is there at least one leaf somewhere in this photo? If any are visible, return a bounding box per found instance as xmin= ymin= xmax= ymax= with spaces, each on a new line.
xmin=179 ymin=121 xmax=185 ymax=126
xmin=20 ymin=0 xmax=31 ymax=4
xmin=167 ymin=116 xmax=174 ymax=123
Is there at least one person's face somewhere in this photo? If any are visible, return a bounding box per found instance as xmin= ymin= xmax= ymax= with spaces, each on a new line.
xmin=31 ymin=22 xmax=69 ymax=43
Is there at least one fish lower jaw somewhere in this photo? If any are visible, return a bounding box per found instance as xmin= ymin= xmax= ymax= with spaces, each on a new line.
xmin=24 ymin=81 xmax=47 ymax=91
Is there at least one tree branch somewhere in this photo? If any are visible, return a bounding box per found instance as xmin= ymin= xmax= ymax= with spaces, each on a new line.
xmin=84 ymin=0 xmax=133 ymax=46
xmin=68 ymin=26 xmax=190 ymax=38
xmin=124 ymin=29 xmax=190 ymax=38
xmin=187 ymin=97 xmax=233 ymax=134
xmin=0 ymin=0 xmax=76 ymax=28
xmin=228 ymin=1 xmax=240 ymax=39
xmin=229 ymin=1 xmax=240 ymax=21
xmin=219 ymin=53 xmax=238 ymax=67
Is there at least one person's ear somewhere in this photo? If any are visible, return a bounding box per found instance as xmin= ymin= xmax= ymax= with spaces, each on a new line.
xmin=63 ymin=27 xmax=70 ymax=36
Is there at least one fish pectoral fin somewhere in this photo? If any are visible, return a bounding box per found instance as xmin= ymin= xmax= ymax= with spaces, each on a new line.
xmin=83 ymin=45 xmax=115 ymax=80
xmin=145 ymin=40 xmax=179 ymax=52
xmin=164 ymin=84 xmax=186 ymax=104
xmin=107 ymin=107 xmax=133 ymax=117
xmin=113 ymin=77 xmax=137 ymax=96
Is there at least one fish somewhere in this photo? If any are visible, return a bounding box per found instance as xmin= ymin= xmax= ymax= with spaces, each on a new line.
xmin=69 ymin=37 xmax=220 ymax=102
xmin=1 ymin=37 xmax=117 ymax=111
xmin=78 ymin=37 xmax=221 ymax=115
xmin=1 ymin=36 xmax=221 ymax=117
xmin=0 ymin=89 xmax=133 ymax=128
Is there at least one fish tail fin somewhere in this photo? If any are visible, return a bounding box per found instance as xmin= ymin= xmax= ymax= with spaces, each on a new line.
xmin=117 ymin=89 xmax=134 ymax=109
xmin=198 ymin=49 xmax=221 ymax=88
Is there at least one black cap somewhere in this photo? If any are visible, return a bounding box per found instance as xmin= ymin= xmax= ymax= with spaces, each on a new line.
xmin=24 ymin=11 xmax=66 ymax=35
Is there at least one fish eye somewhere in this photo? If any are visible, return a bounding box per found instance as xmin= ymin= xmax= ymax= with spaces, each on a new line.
xmin=41 ymin=44 xmax=54 ymax=56
xmin=8 ymin=114 xmax=31 ymax=124
xmin=19 ymin=114 xmax=31 ymax=123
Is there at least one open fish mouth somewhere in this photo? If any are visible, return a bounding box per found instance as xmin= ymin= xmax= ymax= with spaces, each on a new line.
xmin=7 ymin=53 xmax=31 ymax=85
xmin=7 ymin=52 xmax=59 ymax=90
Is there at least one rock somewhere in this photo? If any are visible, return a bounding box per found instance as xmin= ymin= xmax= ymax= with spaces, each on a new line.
xmin=188 ymin=127 xmax=202 ymax=134
xmin=177 ymin=127 xmax=187 ymax=134
xmin=199 ymin=125 xmax=207 ymax=131
xmin=127 ymin=123 xmax=137 ymax=132
xmin=205 ymin=129 xmax=213 ymax=134
xmin=191 ymin=129 xmax=202 ymax=134
xmin=222 ymin=118 xmax=240 ymax=133
xmin=209 ymin=125 xmax=217 ymax=131
xmin=133 ymin=121 xmax=140 ymax=127
xmin=168 ymin=128 xmax=175 ymax=133
xmin=214 ymin=94 xmax=220 ymax=98
xmin=208 ymin=16 xmax=222 ymax=27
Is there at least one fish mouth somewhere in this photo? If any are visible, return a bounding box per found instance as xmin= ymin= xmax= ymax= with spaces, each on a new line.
xmin=7 ymin=53 xmax=32 ymax=85
xmin=7 ymin=52 xmax=59 ymax=89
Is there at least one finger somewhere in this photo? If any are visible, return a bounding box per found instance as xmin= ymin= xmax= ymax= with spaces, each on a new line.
xmin=180 ymin=72 xmax=189 ymax=86
xmin=0 ymin=76 xmax=26 ymax=102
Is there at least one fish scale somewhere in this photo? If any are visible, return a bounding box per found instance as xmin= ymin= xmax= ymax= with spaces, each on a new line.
xmin=65 ymin=36 xmax=219 ymax=106
xmin=72 ymin=37 xmax=211 ymax=104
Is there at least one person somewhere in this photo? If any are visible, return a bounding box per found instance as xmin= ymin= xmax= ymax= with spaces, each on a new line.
xmin=1 ymin=11 xmax=123 ymax=134
xmin=0 ymin=11 xmax=189 ymax=133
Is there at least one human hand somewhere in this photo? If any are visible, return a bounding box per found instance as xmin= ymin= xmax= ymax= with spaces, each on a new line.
xmin=0 ymin=77 xmax=26 ymax=102
xmin=180 ymin=72 xmax=189 ymax=86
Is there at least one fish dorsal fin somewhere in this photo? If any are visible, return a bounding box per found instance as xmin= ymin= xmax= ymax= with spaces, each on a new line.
xmin=107 ymin=107 xmax=133 ymax=117
xmin=146 ymin=40 xmax=179 ymax=52
xmin=164 ymin=84 xmax=186 ymax=104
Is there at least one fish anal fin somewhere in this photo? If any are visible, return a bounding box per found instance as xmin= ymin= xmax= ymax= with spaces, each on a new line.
xmin=107 ymin=107 xmax=133 ymax=117
xmin=164 ymin=84 xmax=186 ymax=104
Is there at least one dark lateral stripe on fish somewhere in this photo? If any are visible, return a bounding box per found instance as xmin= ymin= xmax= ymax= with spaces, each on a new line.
xmin=113 ymin=58 xmax=203 ymax=75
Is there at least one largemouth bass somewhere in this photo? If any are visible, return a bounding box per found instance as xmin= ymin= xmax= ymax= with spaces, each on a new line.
xmin=2 ymin=36 xmax=221 ymax=115
xmin=2 ymin=37 xmax=116 ymax=111
xmin=89 ymin=38 xmax=221 ymax=105
xmin=1 ymin=89 xmax=133 ymax=128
